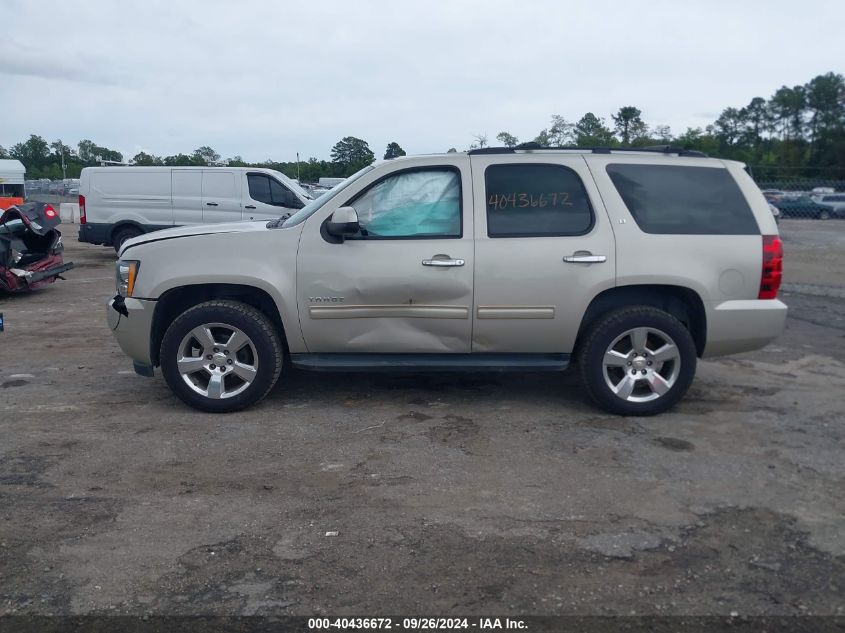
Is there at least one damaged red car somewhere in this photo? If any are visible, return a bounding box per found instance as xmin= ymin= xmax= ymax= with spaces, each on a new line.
xmin=0 ymin=202 xmax=74 ymax=293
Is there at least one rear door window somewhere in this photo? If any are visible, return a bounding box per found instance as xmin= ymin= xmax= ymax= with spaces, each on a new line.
xmin=484 ymin=164 xmax=594 ymax=237
xmin=606 ymin=164 xmax=759 ymax=235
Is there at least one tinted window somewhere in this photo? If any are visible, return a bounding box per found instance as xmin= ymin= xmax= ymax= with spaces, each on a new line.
xmin=347 ymin=168 xmax=461 ymax=238
xmin=248 ymin=174 xmax=295 ymax=207
xmin=269 ymin=179 xmax=292 ymax=206
xmin=248 ymin=174 xmax=272 ymax=204
xmin=485 ymin=164 xmax=593 ymax=237
xmin=606 ymin=164 xmax=759 ymax=235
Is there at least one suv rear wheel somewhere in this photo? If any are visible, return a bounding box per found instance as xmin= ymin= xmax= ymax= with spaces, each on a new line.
xmin=578 ymin=306 xmax=696 ymax=416
xmin=160 ymin=300 xmax=283 ymax=413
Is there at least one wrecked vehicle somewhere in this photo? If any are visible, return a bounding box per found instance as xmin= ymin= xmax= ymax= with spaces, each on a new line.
xmin=108 ymin=148 xmax=786 ymax=416
xmin=0 ymin=202 xmax=74 ymax=293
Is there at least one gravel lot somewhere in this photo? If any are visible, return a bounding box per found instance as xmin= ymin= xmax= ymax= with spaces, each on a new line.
xmin=1 ymin=220 xmax=844 ymax=617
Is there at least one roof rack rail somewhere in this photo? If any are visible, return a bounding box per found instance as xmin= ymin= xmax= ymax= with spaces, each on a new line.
xmin=467 ymin=145 xmax=708 ymax=158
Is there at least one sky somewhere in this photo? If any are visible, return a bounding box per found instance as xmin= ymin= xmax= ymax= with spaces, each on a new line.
xmin=1 ymin=0 xmax=843 ymax=163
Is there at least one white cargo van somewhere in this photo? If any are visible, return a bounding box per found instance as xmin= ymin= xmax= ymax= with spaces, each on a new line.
xmin=78 ymin=167 xmax=313 ymax=251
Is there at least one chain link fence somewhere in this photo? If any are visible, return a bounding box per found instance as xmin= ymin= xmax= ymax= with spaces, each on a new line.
xmin=750 ymin=168 xmax=845 ymax=221
xmin=749 ymin=169 xmax=845 ymax=293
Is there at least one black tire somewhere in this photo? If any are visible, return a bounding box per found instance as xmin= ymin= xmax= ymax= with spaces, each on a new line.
xmin=577 ymin=306 xmax=697 ymax=416
xmin=160 ymin=300 xmax=283 ymax=413
xmin=112 ymin=226 xmax=142 ymax=252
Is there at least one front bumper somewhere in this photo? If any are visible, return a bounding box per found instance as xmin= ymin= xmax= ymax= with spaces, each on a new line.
xmin=702 ymin=299 xmax=788 ymax=358
xmin=108 ymin=294 xmax=156 ymax=375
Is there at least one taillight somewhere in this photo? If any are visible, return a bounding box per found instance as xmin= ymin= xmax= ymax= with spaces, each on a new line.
xmin=79 ymin=194 xmax=86 ymax=224
xmin=44 ymin=204 xmax=57 ymax=219
xmin=759 ymin=235 xmax=783 ymax=299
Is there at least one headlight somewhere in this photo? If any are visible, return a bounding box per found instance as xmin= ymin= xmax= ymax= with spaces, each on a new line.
xmin=116 ymin=260 xmax=140 ymax=297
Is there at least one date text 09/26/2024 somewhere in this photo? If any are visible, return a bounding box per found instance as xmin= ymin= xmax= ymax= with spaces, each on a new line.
xmin=307 ymin=617 xmax=527 ymax=630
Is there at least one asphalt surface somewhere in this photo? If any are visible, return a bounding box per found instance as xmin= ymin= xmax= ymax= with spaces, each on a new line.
xmin=0 ymin=223 xmax=844 ymax=617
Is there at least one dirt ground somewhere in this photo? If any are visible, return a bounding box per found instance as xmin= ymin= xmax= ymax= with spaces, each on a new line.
xmin=0 ymin=220 xmax=844 ymax=617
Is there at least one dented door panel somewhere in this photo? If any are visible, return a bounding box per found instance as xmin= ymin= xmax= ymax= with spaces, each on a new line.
xmin=296 ymin=157 xmax=474 ymax=353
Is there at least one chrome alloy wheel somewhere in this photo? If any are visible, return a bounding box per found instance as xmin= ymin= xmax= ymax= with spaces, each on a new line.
xmin=602 ymin=327 xmax=681 ymax=403
xmin=176 ymin=323 xmax=258 ymax=399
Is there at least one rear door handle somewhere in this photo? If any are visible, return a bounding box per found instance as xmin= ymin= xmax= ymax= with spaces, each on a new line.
xmin=563 ymin=253 xmax=607 ymax=264
xmin=206 ymin=202 xmax=218 ymax=206
xmin=422 ymin=258 xmax=465 ymax=267
xmin=244 ymin=205 xmax=256 ymax=209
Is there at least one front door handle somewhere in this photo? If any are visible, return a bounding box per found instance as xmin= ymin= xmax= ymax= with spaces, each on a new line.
xmin=245 ymin=205 xmax=256 ymax=209
xmin=206 ymin=202 xmax=218 ymax=206
xmin=563 ymin=253 xmax=607 ymax=264
xmin=422 ymin=257 xmax=465 ymax=267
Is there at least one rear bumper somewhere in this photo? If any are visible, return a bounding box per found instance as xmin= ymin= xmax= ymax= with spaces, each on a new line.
xmin=703 ymin=299 xmax=788 ymax=357
xmin=108 ymin=295 xmax=156 ymax=373
xmin=0 ymin=259 xmax=73 ymax=292
xmin=79 ymin=222 xmax=111 ymax=245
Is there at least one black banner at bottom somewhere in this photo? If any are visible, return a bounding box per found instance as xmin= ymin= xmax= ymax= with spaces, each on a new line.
xmin=1 ymin=616 xmax=844 ymax=633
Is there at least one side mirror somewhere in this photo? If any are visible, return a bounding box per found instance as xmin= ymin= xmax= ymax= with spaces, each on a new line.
xmin=326 ymin=207 xmax=360 ymax=240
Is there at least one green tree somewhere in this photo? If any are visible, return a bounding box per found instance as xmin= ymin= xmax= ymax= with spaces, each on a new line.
xmin=330 ymin=136 xmax=375 ymax=175
xmin=384 ymin=142 xmax=406 ymax=159
xmin=163 ymin=153 xmax=196 ymax=166
xmin=532 ymin=129 xmax=552 ymax=146
xmin=446 ymin=147 xmax=457 ymax=153
xmin=192 ymin=146 xmax=220 ymax=165
xmin=612 ymin=106 xmax=648 ymax=145
xmin=132 ymin=151 xmax=163 ymax=165
xmin=0 ymin=145 xmax=8 ymax=158
xmin=574 ymin=113 xmax=615 ymax=146
xmin=805 ymin=72 xmax=845 ymax=148
xmin=652 ymin=125 xmax=673 ymax=144
xmin=470 ymin=133 xmax=488 ymax=149
xmin=11 ymin=135 xmax=50 ymax=169
xmin=740 ymin=97 xmax=770 ymax=145
xmin=77 ymin=139 xmax=122 ymax=164
xmin=548 ymin=116 xmax=575 ymax=147
xmin=495 ymin=132 xmax=519 ymax=147
xmin=77 ymin=139 xmax=97 ymax=163
xmin=50 ymin=139 xmax=74 ymax=158
xmin=713 ymin=107 xmax=746 ymax=148
xmin=227 ymin=155 xmax=248 ymax=167
xmin=676 ymin=127 xmax=719 ymax=155
xmin=770 ymin=85 xmax=807 ymax=142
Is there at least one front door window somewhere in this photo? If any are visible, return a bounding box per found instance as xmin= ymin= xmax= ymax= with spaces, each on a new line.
xmin=346 ymin=168 xmax=461 ymax=238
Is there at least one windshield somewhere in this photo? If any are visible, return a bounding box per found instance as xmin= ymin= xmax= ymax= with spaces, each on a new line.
xmin=282 ymin=165 xmax=375 ymax=228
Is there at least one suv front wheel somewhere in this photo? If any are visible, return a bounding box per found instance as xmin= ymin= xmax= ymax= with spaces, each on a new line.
xmin=578 ymin=306 xmax=697 ymax=416
xmin=160 ymin=300 xmax=283 ymax=413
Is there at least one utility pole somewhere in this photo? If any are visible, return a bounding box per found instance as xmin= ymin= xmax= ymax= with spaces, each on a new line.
xmin=61 ymin=145 xmax=66 ymax=180
xmin=296 ymin=152 xmax=300 ymax=182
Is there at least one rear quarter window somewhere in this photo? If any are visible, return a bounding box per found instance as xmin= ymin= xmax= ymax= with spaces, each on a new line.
xmin=606 ymin=164 xmax=759 ymax=235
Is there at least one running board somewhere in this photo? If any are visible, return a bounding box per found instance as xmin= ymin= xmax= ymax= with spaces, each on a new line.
xmin=289 ymin=353 xmax=570 ymax=373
